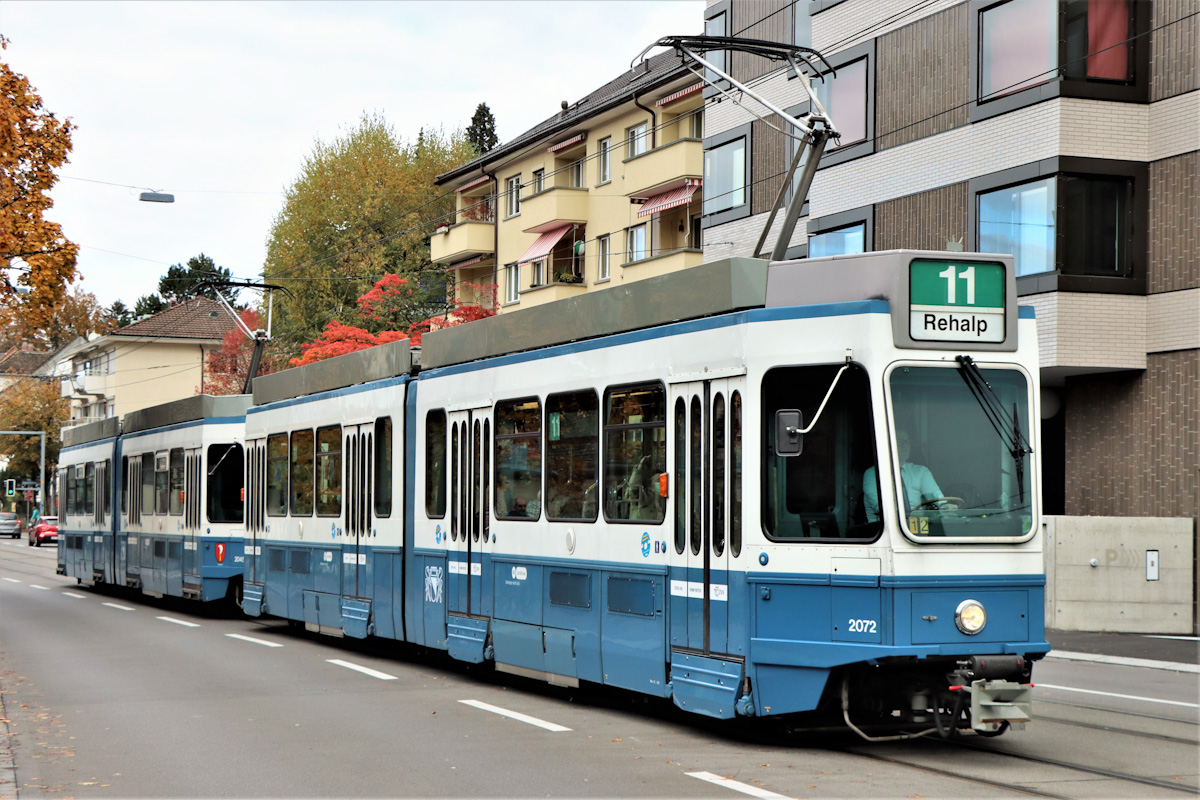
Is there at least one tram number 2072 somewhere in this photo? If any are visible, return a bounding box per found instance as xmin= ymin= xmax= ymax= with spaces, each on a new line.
xmin=847 ymin=618 xmax=879 ymax=634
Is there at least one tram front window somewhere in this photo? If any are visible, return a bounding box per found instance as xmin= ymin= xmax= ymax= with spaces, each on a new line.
xmin=762 ymin=364 xmax=881 ymax=541
xmin=887 ymin=364 xmax=1034 ymax=538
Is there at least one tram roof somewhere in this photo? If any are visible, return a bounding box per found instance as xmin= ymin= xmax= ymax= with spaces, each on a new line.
xmin=61 ymin=416 xmax=120 ymax=449
xmin=420 ymin=257 xmax=770 ymax=369
xmin=122 ymin=394 xmax=252 ymax=436
xmin=252 ymin=339 xmax=412 ymax=407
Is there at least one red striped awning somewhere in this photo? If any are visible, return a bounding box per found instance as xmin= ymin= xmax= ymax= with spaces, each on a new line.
xmin=656 ymin=81 xmax=704 ymax=106
xmin=547 ymin=133 xmax=586 ymax=154
xmin=517 ymin=224 xmax=572 ymax=265
xmin=636 ymin=179 xmax=701 ymax=218
xmin=449 ymin=255 xmax=485 ymax=270
xmin=455 ymin=175 xmax=490 ymax=193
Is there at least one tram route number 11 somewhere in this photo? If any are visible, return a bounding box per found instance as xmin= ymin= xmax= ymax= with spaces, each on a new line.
xmin=909 ymin=259 xmax=1005 ymax=344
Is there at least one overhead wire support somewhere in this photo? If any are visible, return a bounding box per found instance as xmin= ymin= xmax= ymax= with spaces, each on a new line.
xmin=635 ymin=35 xmax=840 ymax=262
xmin=194 ymin=279 xmax=294 ymax=394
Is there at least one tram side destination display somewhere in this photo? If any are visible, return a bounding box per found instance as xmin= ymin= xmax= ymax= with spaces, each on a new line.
xmin=909 ymin=259 xmax=1005 ymax=343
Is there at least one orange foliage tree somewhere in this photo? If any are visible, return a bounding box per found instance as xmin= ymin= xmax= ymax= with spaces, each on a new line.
xmin=203 ymin=308 xmax=278 ymax=396
xmin=0 ymin=36 xmax=79 ymax=341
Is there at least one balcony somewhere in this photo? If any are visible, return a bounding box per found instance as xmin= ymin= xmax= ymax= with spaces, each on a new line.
xmin=623 ymin=138 xmax=702 ymax=198
xmin=60 ymin=371 xmax=110 ymax=398
xmin=518 ymin=279 xmax=589 ymax=309
xmin=619 ymin=248 xmax=703 ymax=282
xmin=518 ymin=187 xmax=589 ymax=234
xmin=430 ymin=220 xmax=495 ymax=265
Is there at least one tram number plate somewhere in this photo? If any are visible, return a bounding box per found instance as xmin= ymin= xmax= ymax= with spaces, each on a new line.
xmin=909 ymin=259 xmax=1005 ymax=343
xmin=847 ymin=618 xmax=878 ymax=634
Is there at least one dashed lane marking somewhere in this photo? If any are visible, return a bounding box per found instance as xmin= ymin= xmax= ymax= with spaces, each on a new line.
xmin=62 ymin=592 xmax=86 ymax=599
xmin=327 ymin=659 xmax=398 ymax=680
xmin=687 ymin=771 xmax=790 ymax=799
xmin=102 ymin=602 xmax=134 ymax=611
xmin=29 ymin=584 xmax=49 ymax=590
xmin=157 ymin=616 xmax=201 ymax=628
xmin=459 ymin=699 xmax=571 ymax=732
xmin=225 ymin=633 xmax=283 ymax=648
xmin=3 ymin=578 xmax=19 ymax=583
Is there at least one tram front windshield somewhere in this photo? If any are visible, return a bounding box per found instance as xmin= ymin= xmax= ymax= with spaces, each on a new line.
xmin=888 ymin=364 xmax=1034 ymax=538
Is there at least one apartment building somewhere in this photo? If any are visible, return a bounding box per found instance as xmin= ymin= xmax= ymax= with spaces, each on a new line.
xmin=59 ymin=297 xmax=240 ymax=426
xmin=432 ymin=52 xmax=706 ymax=311
xmin=700 ymin=0 xmax=1198 ymax=630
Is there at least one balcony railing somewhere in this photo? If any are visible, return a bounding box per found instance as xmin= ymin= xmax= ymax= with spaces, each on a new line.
xmin=518 ymin=186 xmax=589 ymax=234
xmin=431 ymin=220 xmax=496 ymax=265
xmin=623 ymin=138 xmax=702 ymax=198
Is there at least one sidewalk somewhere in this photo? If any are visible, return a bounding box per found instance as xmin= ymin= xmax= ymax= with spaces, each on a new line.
xmin=1045 ymin=628 xmax=1199 ymax=672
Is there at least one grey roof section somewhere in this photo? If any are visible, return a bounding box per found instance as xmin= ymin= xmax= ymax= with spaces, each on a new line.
xmin=122 ymin=394 xmax=253 ymax=436
xmin=420 ymin=258 xmax=768 ymax=369
xmin=252 ymin=339 xmax=412 ymax=407
xmin=62 ymin=416 xmax=120 ymax=449
xmin=438 ymin=49 xmax=695 ymax=186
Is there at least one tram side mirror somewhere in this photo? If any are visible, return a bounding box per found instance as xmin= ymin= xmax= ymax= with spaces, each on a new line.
xmin=775 ymin=409 xmax=804 ymax=457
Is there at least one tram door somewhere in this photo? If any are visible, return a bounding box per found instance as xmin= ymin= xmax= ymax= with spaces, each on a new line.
xmin=342 ymin=424 xmax=374 ymax=599
xmin=670 ymin=377 xmax=743 ymax=656
xmin=183 ymin=449 xmax=202 ymax=584
xmin=447 ymin=408 xmax=490 ymax=618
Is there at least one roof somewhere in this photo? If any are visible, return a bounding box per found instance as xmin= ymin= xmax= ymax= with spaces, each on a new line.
xmin=437 ymin=49 xmax=695 ymax=186
xmin=0 ymin=345 xmax=60 ymax=376
xmin=111 ymin=297 xmax=239 ymax=342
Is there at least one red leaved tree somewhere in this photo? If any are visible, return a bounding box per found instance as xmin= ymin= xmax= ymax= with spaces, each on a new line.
xmin=203 ymin=308 xmax=276 ymax=395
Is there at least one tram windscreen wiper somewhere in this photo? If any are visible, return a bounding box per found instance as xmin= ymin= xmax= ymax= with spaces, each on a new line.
xmin=954 ymin=355 xmax=1033 ymax=505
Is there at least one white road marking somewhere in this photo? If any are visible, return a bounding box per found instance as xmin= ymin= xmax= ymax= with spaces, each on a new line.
xmin=1147 ymin=635 xmax=1199 ymax=641
xmin=327 ymin=659 xmax=398 ymax=681
xmin=29 ymin=584 xmax=49 ymax=590
xmin=459 ymin=699 xmax=571 ymax=732
xmin=1047 ymin=650 xmax=1199 ymax=674
xmin=102 ymin=602 xmax=134 ymax=611
xmin=687 ymin=771 xmax=790 ymax=799
xmin=225 ymin=633 xmax=283 ymax=648
xmin=157 ymin=616 xmax=200 ymax=628
xmin=62 ymin=592 xmax=86 ymax=599
xmin=1038 ymin=683 xmax=1199 ymax=709
xmin=3 ymin=578 xmax=20 ymax=583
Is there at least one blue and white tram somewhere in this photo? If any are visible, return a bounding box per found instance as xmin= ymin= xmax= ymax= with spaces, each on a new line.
xmin=114 ymin=396 xmax=249 ymax=602
xmin=57 ymin=419 xmax=119 ymax=580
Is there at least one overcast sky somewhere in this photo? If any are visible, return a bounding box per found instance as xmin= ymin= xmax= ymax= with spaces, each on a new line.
xmin=2 ymin=1 xmax=703 ymax=310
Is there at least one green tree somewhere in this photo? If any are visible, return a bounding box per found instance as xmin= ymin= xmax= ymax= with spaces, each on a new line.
xmin=134 ymin=294 xmax=166 ymax=318
xmin=465 ymin=102 xmax=498 ymax=154
xmin=158 ymin=253 xmax=234 ymax=304
xmin=106 ymin=299 xmax=133 ymax=328
xmin=263 ymin=112 xmax=476 ymax=356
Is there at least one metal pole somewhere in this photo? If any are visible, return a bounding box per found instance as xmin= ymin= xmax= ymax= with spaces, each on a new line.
xmin=38 ymin=432 xmax=45 ymax=518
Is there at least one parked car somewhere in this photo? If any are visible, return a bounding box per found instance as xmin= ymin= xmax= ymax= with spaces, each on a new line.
xmin=29 ymin=516 xmax=57 ymax=547
xmin=0 ymin=512 xmax=20 ymax=538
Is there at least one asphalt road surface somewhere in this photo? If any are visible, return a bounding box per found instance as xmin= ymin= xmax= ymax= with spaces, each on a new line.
xmin=2 ymin=539 xmax=1196 ymax=798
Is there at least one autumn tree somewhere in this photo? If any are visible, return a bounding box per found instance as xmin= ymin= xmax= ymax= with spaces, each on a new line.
xmin=203 ymin=307 xmax=276 ymax=395
xmin=0 ymin=36 xmax=79 ymax=342
xmin=159 ymin=253 xmax=234 ymax=305
xmin=0 ymin=377 xmax=68 ymax=478
xmin=40 ymin=283 xmax=109 ymax=347
xmin=263 ymin=113 xmax=476 ymax=359
xmin=466 ymin=103 xmax=498 ymax=154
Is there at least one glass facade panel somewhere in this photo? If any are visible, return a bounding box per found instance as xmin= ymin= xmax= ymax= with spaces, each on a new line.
xmin=703 ymin=138 xmax=746 ymax=215
xmin=809 ymin=223 xmax=865 ymax=257
xmin=978 ymin=177 xmax=1055 ymax=276
xmin=815 ymin=58 xmax=867 ymax=147
xmin=980 ymin=0 xmax=1056 ymax=99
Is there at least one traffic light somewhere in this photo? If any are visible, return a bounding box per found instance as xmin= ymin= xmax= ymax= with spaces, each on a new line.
xmin=4 ymin=480 xmax=14 ymax=497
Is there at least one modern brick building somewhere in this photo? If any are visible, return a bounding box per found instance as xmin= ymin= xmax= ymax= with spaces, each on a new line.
xmin=699 ymin=0 xmax=1197 ymax=630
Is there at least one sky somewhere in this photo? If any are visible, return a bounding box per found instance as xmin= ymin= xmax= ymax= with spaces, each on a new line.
xmin=1 ymin=1 xmax=704 ymax=310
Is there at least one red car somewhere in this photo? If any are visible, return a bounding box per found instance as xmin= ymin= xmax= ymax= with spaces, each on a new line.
xmin=28 ymin=516 xmax=57 ymax=547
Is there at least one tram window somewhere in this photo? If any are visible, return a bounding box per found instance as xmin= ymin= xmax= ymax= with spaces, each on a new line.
xmin=472 ymin=420 xmax=481 ymax=541
xmin=495 ymin=397 xmax=542 ymax=520
xmin=689 ymin=396 xmax=702 ymax=554
xmin=762 ymin=364 xmax=881 ymax=542
xmin=290 ymin=429 xmax=314 ymax=516
xmin=374 ymin=417 xmax=392 ymax=517
xmin=121 ymin=456 xmax=128 ymax=514
xmin=169 ymin=449 xmax=184 ymax=515
xmin=731 ymin=391 xmax=743 ymax=557
xmin=603 ymin=383 xmax=666 ymax=524
xmin=315 ymin=425 xmax=342 ymax=516
xmin=155 ymin=452 xmax=170 ymax=514
xmin=65 ymin=467 xmax=77 ymax=515
xmin=545 ymin=390 xmax=599 ymax=522
xmin=83 ymin=463 xmax=95 ymax=515
xmin=451 ymin=422 xmax=460 ymax=538
xmin=141 ymin=453 xmax=155 ymax=516
xmin=426 ymin=410 xmax=447 ymax=518
xmin=266 ymin=434 xmax=288 ymax=516
xmin=713 ymin=393 xmax=726 ymax=557
xmin=673 ymin=399 xmax=686 ymax=553
xmin=102 ymin=459 xmax=111 ymax=517
xmin=207 ymin=444 xmax=244 ymax=524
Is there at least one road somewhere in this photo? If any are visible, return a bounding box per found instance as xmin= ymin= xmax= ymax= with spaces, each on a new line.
xmin=2 ymin=538 xmax=1196 ymax=799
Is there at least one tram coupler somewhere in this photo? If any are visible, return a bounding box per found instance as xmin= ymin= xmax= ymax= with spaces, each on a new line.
xmin=950 ymin=679 xmax=1033 ymax=733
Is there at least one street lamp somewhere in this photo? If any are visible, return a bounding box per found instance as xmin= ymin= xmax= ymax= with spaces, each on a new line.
xmin=139 ymin=191 xmax=175 ymax=203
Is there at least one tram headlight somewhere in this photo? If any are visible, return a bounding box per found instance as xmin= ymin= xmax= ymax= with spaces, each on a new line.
xmin=955 ymin=599 xmax=987 ymax=635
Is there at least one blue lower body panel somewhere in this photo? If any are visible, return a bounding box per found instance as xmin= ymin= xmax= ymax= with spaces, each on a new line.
xmin=670 ymin=652 xmax=743 ymax=719
xmin=448 ymin=614 xmax=489 ymax=663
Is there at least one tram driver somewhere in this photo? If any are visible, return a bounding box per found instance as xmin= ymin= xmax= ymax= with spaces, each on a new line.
xmin=863 ymin=430 xmax=954 ymax=522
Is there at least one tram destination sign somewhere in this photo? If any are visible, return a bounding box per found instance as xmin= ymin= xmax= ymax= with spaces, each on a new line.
xmin=909 ymin=258 xmax=1005 ymax=343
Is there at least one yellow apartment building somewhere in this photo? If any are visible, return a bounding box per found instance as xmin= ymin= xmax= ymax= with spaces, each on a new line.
xmin=432 ymin=52 xmax=705 ymax=312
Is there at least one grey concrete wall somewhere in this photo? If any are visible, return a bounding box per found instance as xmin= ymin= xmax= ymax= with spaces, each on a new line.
xmin=1044 ymin=515 xmax=1195 ymax=634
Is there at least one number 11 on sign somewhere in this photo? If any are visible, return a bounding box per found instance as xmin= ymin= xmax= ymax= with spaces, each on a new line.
xmin=939 ymin=264 xmax=975 ymax=305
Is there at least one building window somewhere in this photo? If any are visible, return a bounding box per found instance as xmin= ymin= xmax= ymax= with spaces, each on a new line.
xmin=810 ymin=224 xmax=866 ymax=257
xmin=626 ymin=225 xmax=647 ymax=263
xmin=704 ymin=137 xmax=746 ymax=215
xmin=690 ymin=108 xmax=703 ymax=139
xmin=627 ymin=122 xmax=649 ymax=158
xmin=597 ymin=235 xmax=610 ymax=280
xmin=571 ymin=158 xmax=584 ymax=188
xmin=504 ymin=264 xmax=519 ymax=303
xmin=704 ymin=6 xmax=728 ymax=83
xmin=505 ymin=175 xmax=521 ymax=217
xmin=532 ymin=259 xmax=546 ymax=287
xmin=980 ymin=0 xmax=1056 ymax=100
xmin=794 ymin=1 xmax=812 ymax=50
xmin=1063 ymin=0 xmax=1133 ymax=82
xmin=815 ymin=57 xmax=868 ymax=148
xmin=532 ymin=169 xmax=545 ymax=195
xmin=598 ymin=137 xmax=612 ymax=183
xmin=978 ymin=177 xmax=1055 ymax=276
